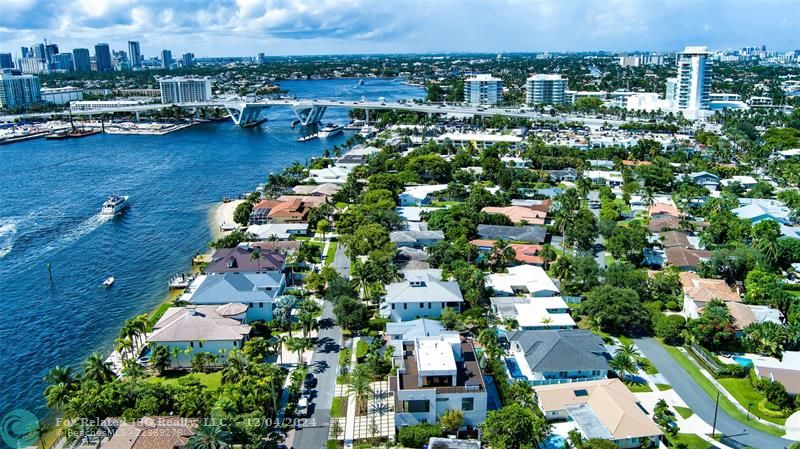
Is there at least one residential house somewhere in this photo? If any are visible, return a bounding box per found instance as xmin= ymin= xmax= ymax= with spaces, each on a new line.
xmin=534 ymin=379 xmax=662 ymax=449
xmin=471 ymin=239 xmax=545 ymax=265
xmin=547 ymin=168 xmax=578 ymax=183
xmin=183 ymin=272 xmax=284 ymax=321
xmin=648 ymin=203 xmax=681 ymax=218
xmin=148 ymin=304 xmax=251 ymax=368
xmin=400 ymin=184 xmax=449 ymax=206
xmin=680 ymin=272 xmax=741 ymax=319
xmin=722 ymin=175 xmax=758 ymax=190
xmin=726 ymin=302 xmax=783 ymax=336
xmin=391 ymin=334 xmax=488 ymax=428
xmin=306 ymin=165 xmax=353 ymax=184
xmin=678 ymin=171 xmax=720 ymax=191
xmin=390 ymin=230 xmax=445 ymax=249
xmin=588 ymin=160 xmax=615 ymax=169
xmin=386 ymin=319 xmax=446 ymax=342
xmin=249 ymin=197 xmax=313 ymax=224
xmin=490 ymin=296 xmax=576 ymax=330
xmin=247 ymin=223 xmax=309 ymax=240
xmin=394 ymin=246 xmax=431 ymax=270
xmin=101 ymin=417 xmax=196 ymax=449
xmin=204 ymin=245 xmax=285 ymax=274
xmin=664 ymin=246 xmax=712 ymax=271
xmin=481 ymin=204 xmax=548 ymax=225
xmin=477 ymin=224 xmax=547 ymax=244
xmin=585 ymin=170 xmax=624 ymax=188
xmin=751 ymin=352 xmax=800 ymax=396
xmin=291 ymin=183 xmax=340 ymax=197
xmin=505 ymin=329 xmax=611 ymax=385
xmin=648 ymin=215 xmax=682 ymax=233
xmin=436 ymin=132 xmax=523 ymax=149
xmin=336 ymin=146 xmax=381 ymax=167
xmin=733 ymin=199 xmax=791 ymax=225
xmin=381 ymin=269 xmax=464 ymax=322
xmin=487 ymin=265 xmax=559 ymax=297
xmin=426 ymin=438 xmax=481 ymax=449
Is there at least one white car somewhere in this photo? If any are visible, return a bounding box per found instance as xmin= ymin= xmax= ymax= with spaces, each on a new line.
xmin=297 ymin=397 xmax=310 ymax=417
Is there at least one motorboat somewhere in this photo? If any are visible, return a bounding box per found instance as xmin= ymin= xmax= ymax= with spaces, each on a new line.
xmin=103 ymin=277 xmax=115 ymax=288
xmin=101 ymin=195 xmax=129 ymax=215
xmin=318 ymin=123 xmax=344 ymax=138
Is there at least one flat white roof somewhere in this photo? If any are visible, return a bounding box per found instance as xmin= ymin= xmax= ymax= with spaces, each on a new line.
xmin=438 ymin=133 xmax=522 ymax=143
xmin=416 ymin=338 xmax=457 ymax=375
xmin=515 ymin=303 xmax=576 ymax=328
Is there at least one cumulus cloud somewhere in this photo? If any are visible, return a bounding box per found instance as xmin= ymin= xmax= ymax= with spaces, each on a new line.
xmin=0 ymin=0 xmax=797 ymax=56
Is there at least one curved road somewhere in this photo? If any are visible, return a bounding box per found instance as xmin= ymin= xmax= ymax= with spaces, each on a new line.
xmin=635 ymin=338 xmax=792 ymax=449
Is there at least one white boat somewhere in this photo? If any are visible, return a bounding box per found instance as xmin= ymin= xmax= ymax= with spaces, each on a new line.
xmin=359 ymin=125 xmax=377 ymax=138
xmin=103 ymin=277 xmax=115 ymax=288
xmin=318 ymin=123 xmax=344 ymax=138
xmin=101 ymin=195 xmax=129 ymax=215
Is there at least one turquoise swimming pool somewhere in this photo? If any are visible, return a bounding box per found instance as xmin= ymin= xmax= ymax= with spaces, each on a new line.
xmin=733 ymin=356 xmax=753 ymax=367
xmin=542 ymin=434 xmax=566 ymax=449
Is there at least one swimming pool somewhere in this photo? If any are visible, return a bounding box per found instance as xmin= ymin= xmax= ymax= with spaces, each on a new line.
xmin=542 ymin=434 xmax=566 ymax=449
xmin=505 ymin=357 xmax=526 ymax=379
xmin=733 ymin=356 xmax=753 ymax=367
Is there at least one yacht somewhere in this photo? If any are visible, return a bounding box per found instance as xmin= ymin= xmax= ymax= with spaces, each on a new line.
xmin=318 ymin=123 xmax=344 ymax=138
xmin=101 ymin=195 xmax=129 ymax=215
xmin=359 ymin=125 xmax=377 ymax=138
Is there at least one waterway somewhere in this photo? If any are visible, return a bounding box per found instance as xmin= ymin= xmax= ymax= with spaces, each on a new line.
xmin=0 ymin=78 xmax=424 ymax=416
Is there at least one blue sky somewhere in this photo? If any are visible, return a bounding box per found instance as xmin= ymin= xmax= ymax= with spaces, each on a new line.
xmin=2 ymin=0 xmax=798 ymax=57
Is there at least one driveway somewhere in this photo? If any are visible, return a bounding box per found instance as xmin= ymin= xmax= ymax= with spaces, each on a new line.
xmin=290 ymin=299 xmax=343 ymax=449
xmin=635 ymin=338 xmax=792 ymax=449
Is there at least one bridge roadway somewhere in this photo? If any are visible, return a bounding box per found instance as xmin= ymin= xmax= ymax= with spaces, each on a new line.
xmin=0 ymin=98 xmax=626 ymax=128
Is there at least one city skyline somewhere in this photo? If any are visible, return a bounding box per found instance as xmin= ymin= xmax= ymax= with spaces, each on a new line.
xmin=2 ymin=0 xmax=799 ymax=57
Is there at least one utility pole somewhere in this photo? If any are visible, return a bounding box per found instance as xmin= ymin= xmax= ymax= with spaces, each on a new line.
xmin=711 ymin=391 xmax=720 ymax=438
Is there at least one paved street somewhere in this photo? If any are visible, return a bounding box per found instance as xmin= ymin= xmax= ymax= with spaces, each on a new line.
xmin=290 ymin=300 xmax=343 ymax=449
xmin=332 ymin=242 xmax=350 ymax=278
xmin=635 ymin=338 xmax=792 ymax=449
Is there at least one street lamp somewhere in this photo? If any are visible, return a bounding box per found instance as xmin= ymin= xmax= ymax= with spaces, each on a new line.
xmin=747 ymin=401 xmax=753 ymax=421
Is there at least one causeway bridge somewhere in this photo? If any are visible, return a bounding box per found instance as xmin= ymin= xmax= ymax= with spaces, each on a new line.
xmin=1 ymin=98 xmax=626 ymax=128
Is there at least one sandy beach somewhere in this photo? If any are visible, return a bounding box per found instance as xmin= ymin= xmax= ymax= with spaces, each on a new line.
xmin=209 ymin=199 xmax=244 ymax=240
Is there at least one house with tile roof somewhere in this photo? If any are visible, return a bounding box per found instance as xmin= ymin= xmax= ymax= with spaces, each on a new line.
xmin=477 ymin=224 xmax=547 ymax=244
xmin=390 ymin=230 xmax=445 ymax=249
xmin=102 ymin=417 xmax=197 ymax=449
xmin=481 ymin=205 xmax=548 ymax=225
xmin=470 ymin=240 xmax=545 ymax=265
xmin=680 ymin=272 xmax=741 ymax=319
xmin=534 ymin=379 xmax=662 ymax=449
xmin=505 ymin=329 xmax=610 ymax=385
xmin=381 ymin=269 xmax=464 ymax=322
xmin=204 ymin=244 xmax=285 ymax=274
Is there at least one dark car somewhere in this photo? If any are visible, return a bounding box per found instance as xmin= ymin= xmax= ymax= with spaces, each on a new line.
xmin=304 ymin=373 xmax=317 ymax=389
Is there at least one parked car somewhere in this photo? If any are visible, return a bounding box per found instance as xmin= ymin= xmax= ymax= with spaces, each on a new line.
xmin=297 ymin=396 xmax=310 ymax=417
xmin=304 ymin=373 xmax=317 ymax=389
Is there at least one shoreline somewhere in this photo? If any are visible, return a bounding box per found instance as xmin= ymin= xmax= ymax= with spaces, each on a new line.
xmin=208 ymin=199 xmax=245 ymax=241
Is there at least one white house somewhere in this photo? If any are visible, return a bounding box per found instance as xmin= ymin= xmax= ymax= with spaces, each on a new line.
xmin=721 ymin=175 xmax=758 ymax=190
xmin=487 ymin=265 xmax=559 ymax=297
xmin=584 ymin=170 xmax=624 ymax=188
xmin=381 ymin=269 xmax=463 ymax=322
xmin=490 ymin=296 xmax=576 ymax=330
xmin=247 ymin=223 xmax=309 ymax=240
xmin=305 ymin=165 xmax=353 ymax=184
xmin=392 ymin=334 xmax=488 ymax=429
xmin=148 ymin=304 xmax=251 ymax=368
xmin=182 ymin=272 xmax=284 ymax=321
xmin=399 ymin=184 xmax=448 ymax=206
xmin=732 ymin=199 xmax=791 ymax=225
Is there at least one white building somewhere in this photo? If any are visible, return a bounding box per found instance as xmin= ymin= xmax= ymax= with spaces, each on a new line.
xmin=490 ymin=296 xmax=576 ymax=330
xmin=463 ymin=74 xmax=503 ymax=105
xmin=676 ymin=46 xmax=712 ymax=114
xmin=41 ymin=86 xmax=83 ymax=105
xmin=381 ymin=269 xmax=463 ymax=322
xmin=392 ymin=334 xmax=488 ymax=429
xmin=158 ymin=76 xmax=212 ymax=104
xmin=436 ymin=132 xmax=523 ymax=149
xmin=0 ymin=71 xmax=41 ymax=109
xmin=487 ymin=265 xmax=560 ymax=297
xmin=526 ymin=74 xmax=567 ymax=105
xmin=70 ymin=100 xmax=145 ymax=112
xmin=564 ymin=90 xmax=607 ymax=105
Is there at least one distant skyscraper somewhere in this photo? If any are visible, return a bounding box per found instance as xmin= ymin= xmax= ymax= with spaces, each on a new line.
xmin=94 ymin=43 xmax=112 ymax=72
xmin=158 ymin=77 xmax=212 ymax=103
xmin=128 ymin=41 xmax=142 ymax=68
xmin=32 ymin=44 xmax=46 ymax=62
xmin=161 ymin=50 xmax=172 ymax=69
xmin=20 ymin=47 xmax=30 ymax=59
xmin=676 ymin=46 xmax=712 ymax=113
xmin=463 ymin=74 xmax=503 ymax=105
xmin=52 ymin=53 xmax=73 ymax=72
xmin=0 ymin=71 xmax=42 ymax=109
xmin=0 ymin=53 xmax=13 ymax=69
xmin=181 ymin=53 xmax=195 ymax=68
xmin=257 ymin=52 xmax=267 ymax=64
xmin=45 ymin=44 xmax=59 ymax=64
xmin=665 ymin=77 xmax=678 ymax=102
xmin=72 ymin=48 xmax=91 ymax=72
xmin=526 ymin=74 xmax=567 ymax=105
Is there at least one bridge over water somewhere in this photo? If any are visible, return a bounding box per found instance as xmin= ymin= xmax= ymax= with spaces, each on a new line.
xmin=1 ymin=98 xmax=626 ymax=128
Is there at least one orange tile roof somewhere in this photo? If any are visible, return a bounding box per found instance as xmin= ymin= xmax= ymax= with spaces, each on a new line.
xmin=648 ymin=204 xmax=682 ymax=218
xmin=482 ymin=205 xmax=547 ymax=225
xmin=679 ymin=272 xmax=740 ymax=303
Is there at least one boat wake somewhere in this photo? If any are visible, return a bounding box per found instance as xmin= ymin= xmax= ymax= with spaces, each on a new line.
xmin=0 ymin=220 xmax=18 ymax=259
xmin=36 ymin=214 xmax=114 ymax=257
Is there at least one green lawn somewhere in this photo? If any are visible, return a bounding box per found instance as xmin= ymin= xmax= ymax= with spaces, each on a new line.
xmin=624 ymin=381 xmax=652 ymax=393
xmin=325 ymin=241 xmax=338 ymax=265
xmin=718 ymin=377 xmax=786 ymax=425
xmin=331 ymin=396 xmax=343 ymax=418
xmin=656 ymin=383 xmax=672 ymax=391
xmin=638 ymin=357 xmax=659 ymax=374
xmin=428 ymin=201 xmax=460 ymax=207
xmin=335 ymin=202 xmax=349 ymax=209
xmin=660 ymin=343 xmax=785 ymax=436
xmin=147 ymin=371 xmax=222 ymax=389
xmin=355 ymin=340 xmax=369 ymax=362
xmin=668 ymin=433 xmax=715 ymax=449
xmin=674 ymin=406 xmax=694 ymax=419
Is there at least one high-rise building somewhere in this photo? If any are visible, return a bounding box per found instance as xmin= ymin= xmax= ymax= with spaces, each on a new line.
xmin=128 ymin=41 xmax=142 ymax=68
xmin=0 ymin=53 xmax=13 ymax=69
xmin=45 ymin=43 xmax=59 ymax=64
xmin=158 ymin=77 xmax=212 ymax=104
xmin=675 ymin=46 xmax=712 ymax=113
xmin=52 ymin=53 xmax=74 ymax=72
xmin=0 ymin=71 xmax=42 ymax=109
xmin=181 ymin=53 xmax=195 ymax=68
xmin=94 ymin=43 xmax=112 ymax=72
xmin=463 ymin=74 xmax=503 ymax=105
xmin=32 ymin=44 xmax=46 ymax=62
xmin=665 ymin=77 xmax=678 ymax=102
xmin=525 ymin=74 xmax=567 ymax=105
xmin=72 ymin=48 xmax=91 ymax=72
xmin=161 ymin=50 xmax=173 ymax=69
xmin=257 ymin=52 xmax=267 ymax=64
xmin=20 ymin=47 xmax=30 ymax=59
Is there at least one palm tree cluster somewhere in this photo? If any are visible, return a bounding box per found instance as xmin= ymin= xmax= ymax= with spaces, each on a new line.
xmin=608 ymin=343 xmax=641 ymax=383
xmin=349 ymin=258 xmax=401 ymax=304
xmin=115 ymin=314 xmax=151 ymax=362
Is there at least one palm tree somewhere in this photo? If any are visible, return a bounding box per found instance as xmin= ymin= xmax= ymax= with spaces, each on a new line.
xmin=642 ymin=187 xmax=656 ymax=209
xmin=43 ymin=366 xmax=79 ymax=409
xmin=267 ymin=234 xmax=280 ymax=250
xmin=23 ymin=419 xmax=52 ymax=449
xmin=348 ymin=365 xmax=373 ymax=414
xmin=350 ymin=259 xmax=373 ymax=301
xmin=488 ymin=240 xmax=516 ymax=273
xmin=616 ymin=343 xmax=641 ymax=360
xmin=550 ymin=254 xmax=574 ymax=285
xmin=185 ymin=424 xmax=232 ymax=449
xmin=286 ymin=337 xmax=310 ymax=366
xmin=609 ymin=353 xmax=637 ymax=382
xmin=249 ymin=248 xmax=262 ymax=266
xmin=478 ymin=328 xmax=503 ymax=361
xmin=298 ymin=305 xmax=319 ymax=339
xmin=115 ymin=337 xmax=134 ymax=360
xmin=576 ymin=176 xmax=592 ymax=199
xmin=274 ymin=295 xmax=299 ymax=337
xmin=539 ymin=244 xmax=558 ymax=270
xmin=221 ymin=351 xmax=248 ymax=384
xmin=271 ymin=335 xmax=287 ymax=364
xmin=83 ymin=352 xmax=115 ymax=384
xmin=150 ymin=345 xmax=171 ymax=374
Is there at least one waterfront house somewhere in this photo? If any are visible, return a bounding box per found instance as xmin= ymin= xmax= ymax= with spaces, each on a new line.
xmin=101 ymin=417 xmax=196 ymax=449
xmin=490 ymin=296 xmax=576 ymax=330
xmin=249 ymin=197 xmax=313 ymax=224
xmin=534 ymin=379 xmax=662 ymax=449
xmin=390 ymin=230 xmax=445 ymax=249
xmin=680 ymin=272 xmax=741 ymax=319
xmin=487 ymin=265 xmax=559 ymax=297
xmin=305 ymin=165 xmax=352 ymax=184
xmin=336 ymin=145 xmax=381 ymax=167
xmin=505 ymin=329 xmax=610 ymax=385
xmin=292 ymin=183 xmax=340 ymax=197
xmin=148 ymin=304 xmax=251 ymax=368
xmin=247 ymin=223 xmax=309 ymax=240
xmin=183 ymin=272 xmax=284 ymax=321
xmin=390 ymin=334 xmax=488 ymax=429
xmin=381 ymin=269 xmax=464 ymax=322
xmin=477 ymin=224 xmax=547 ymax=244
xmin=204 ymin=244 xmax=285 ymax=274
